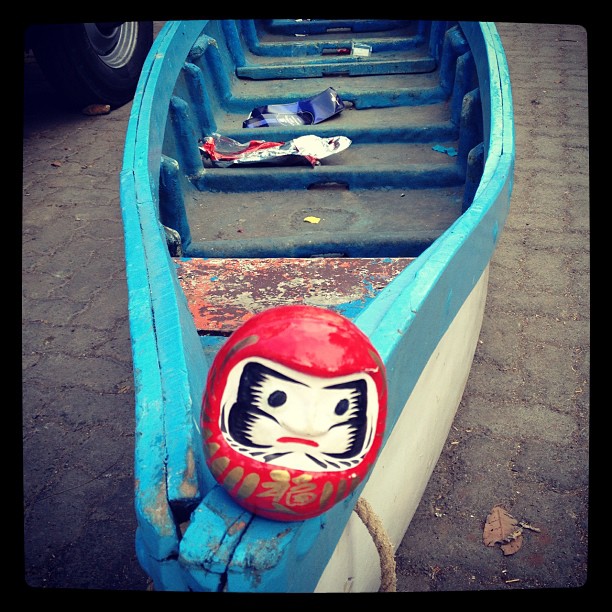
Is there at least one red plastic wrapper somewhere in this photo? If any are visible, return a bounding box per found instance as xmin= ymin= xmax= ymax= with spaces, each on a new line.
xmin=200 ymin=133 xmax=351 ymax=167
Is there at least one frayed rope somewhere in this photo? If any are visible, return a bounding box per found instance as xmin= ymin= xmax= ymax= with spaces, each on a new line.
xmin=354 ymin=497 xmax=397 ymax=592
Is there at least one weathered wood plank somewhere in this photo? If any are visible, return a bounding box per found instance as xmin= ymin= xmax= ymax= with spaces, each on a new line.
xmin=175 ymin=257 xmax=413 ymax=333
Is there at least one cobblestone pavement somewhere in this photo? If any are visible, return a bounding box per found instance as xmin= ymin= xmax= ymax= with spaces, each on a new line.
xmin=395 ymin=22 xmax=590 ymax=593
xmin=22 ymin=22 xmax=589 ymax=594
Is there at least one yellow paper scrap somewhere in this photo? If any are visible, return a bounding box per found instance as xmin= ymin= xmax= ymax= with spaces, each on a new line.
xmin=304 ymin=216 xmax=321 ymax=224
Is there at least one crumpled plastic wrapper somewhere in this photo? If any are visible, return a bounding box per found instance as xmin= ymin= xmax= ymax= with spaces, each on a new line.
xmin=243 ymin=87 xmax=345 ymax=128
xmin=200 ymin=133 xmax=351 ymax=167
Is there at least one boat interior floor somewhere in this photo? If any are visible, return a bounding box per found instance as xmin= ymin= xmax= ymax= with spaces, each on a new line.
xmin=179 ymin=184 xmax=464 ymax=259
xmin=157 ymin=19 xmax=485 ymax=336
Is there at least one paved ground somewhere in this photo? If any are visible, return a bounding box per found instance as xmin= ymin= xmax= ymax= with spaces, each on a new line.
xmin=21 ymin=22 xmax=589 ymax=594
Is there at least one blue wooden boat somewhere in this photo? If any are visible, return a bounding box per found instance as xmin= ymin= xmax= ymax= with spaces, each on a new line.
xmin=119 ymin=19 xmax=514 ymax=592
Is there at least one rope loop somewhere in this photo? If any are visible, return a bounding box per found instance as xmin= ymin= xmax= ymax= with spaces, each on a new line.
xmin=354 ymin=497 xmax=397 ymax=592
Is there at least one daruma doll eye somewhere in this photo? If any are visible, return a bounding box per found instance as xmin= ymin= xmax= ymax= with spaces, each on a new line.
xmin=335 ymin=399 xmax=349 ymax=415
xmin=268 ymin=390 xmax=287 ymax=407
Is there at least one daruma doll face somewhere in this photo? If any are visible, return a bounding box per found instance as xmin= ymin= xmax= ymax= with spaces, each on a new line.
xmin=201 ymin=305 xmax=387 ymax=521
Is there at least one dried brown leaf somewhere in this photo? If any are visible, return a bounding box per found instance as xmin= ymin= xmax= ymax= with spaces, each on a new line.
xmin=483 ymin=505 xmax=520 ymax=547
xmin=501 ymin=533 xmax=523 ymax=556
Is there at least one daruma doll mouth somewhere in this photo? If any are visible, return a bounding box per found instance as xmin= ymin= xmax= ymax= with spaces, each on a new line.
xmin=277 ymin=436 xmax=320 ymax=447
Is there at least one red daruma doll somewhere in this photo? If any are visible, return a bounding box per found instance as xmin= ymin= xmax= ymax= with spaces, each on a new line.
xmin=201 ymin=305 xmax=387 ymax=521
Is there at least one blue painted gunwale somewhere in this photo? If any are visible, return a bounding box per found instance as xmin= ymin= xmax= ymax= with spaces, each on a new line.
xmin=120 ymin=20 xmax=514 ymax=591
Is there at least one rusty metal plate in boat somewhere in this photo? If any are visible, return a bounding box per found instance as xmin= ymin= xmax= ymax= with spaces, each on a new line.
xmin=175 ymin=257 xmax=413 ymax=334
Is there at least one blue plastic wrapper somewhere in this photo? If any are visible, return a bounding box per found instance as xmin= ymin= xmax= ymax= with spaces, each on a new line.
xmin=243 ymin=87 xmax=345 ymax=128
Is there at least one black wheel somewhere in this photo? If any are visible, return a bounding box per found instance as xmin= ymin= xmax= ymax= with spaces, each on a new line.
xmin=30 ymin=22 xmax=154 ymax=110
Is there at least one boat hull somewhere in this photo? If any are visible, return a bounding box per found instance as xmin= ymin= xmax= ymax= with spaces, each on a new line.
xmin=316 ymin=265 xmax=488 ymax=591
xmin=120 ymin=19 xmax=514 ymax=592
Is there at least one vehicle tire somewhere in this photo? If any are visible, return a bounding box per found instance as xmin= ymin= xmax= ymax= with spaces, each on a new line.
xmin=30 ymin=22 xmax=154 ymax=110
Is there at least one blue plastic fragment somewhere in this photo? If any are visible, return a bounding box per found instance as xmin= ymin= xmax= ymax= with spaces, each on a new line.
xmin=432 ymin=144 xmax=458 ymax=157
xmin=243 ymin=87 xmax=345 ymax=128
